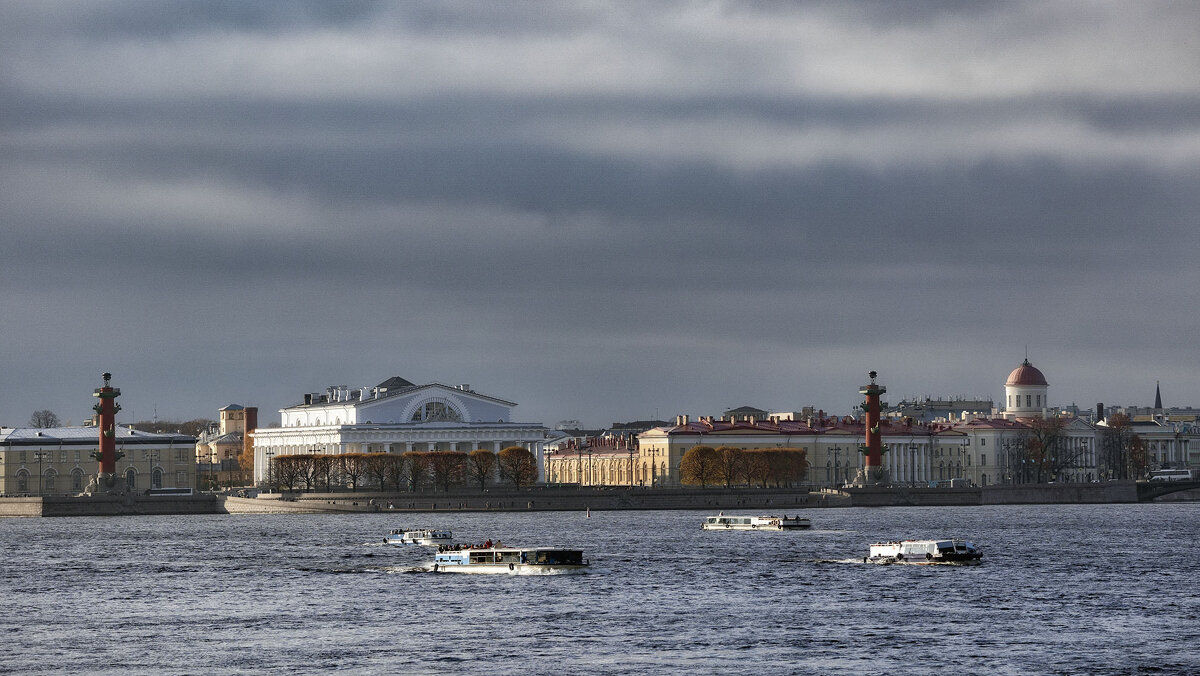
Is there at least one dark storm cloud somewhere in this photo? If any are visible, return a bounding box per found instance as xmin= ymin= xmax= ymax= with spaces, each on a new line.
xmin=1 ymin=0 xmax=1198 ymax=426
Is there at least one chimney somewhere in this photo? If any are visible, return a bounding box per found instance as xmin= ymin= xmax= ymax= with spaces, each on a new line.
xmin=1096 ymin=403 xmax=1105 ymax=422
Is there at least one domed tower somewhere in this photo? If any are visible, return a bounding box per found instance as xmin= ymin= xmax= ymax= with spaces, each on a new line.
xmin=1004 ymin=358 xmax=1049 ymax=418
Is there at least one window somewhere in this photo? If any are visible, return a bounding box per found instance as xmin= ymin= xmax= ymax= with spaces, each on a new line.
xmin=981 ymin=438 xmax=986 ymax=447
xmin=1026 ymin=395 xmax=1032 ymax=407
xmin=981 ymin=454 xmax=987 ymax=466
xmin=1036 ymin=395 xmax=1042 ymax=407
xmin=125 ymin=469 xmax=137 ymax=491
xmin=45 ymin=471 xmax=56 ymax=492
xmin=75 ymin=450 xmax=81 ymax=462
xmin=60 ymin=450 xmax=67 ymax=462
xmin=72 ymin=469 xmax=84 ymax=491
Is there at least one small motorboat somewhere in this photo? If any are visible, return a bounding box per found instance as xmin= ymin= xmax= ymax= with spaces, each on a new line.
xmin=385 ymin=528 xmax=453 ymax=546
xmin=432 ymin=545 xmax=589 ymax=574
xmin=701 ymin=514 xmax=811 ymax=530
xmin=866 ymin=539 xmax=981 ymax=565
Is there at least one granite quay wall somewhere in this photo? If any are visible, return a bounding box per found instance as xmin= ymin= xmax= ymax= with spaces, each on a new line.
xmin=0 ymin=481 xmax=1155 ymax=516
xmin=845 ymin=481 xmax=1138 ymax=507
xmin=222 ymin=487 xmax=844 ymax=514
xmin=0 ymin=495 xmax=220 ymax=517
xmin=981 ymin=481 xmax=1137 ymax=505
xmin=0 ymin=498 xmax=42 ymax=517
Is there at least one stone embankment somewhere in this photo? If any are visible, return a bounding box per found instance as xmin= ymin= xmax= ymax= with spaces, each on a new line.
xmin=845 ymin=481 xmax=1138 ymax=507
xmin=0 ymin=481 xmax=1157 ymax=516
xmin=221 ymin=487 xmax=842 ymax=514
xmin=0 ymin=494 xmax=219 ymax=517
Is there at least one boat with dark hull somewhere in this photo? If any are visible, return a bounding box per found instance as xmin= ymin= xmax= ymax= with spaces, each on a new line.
xmin=867 ymin=539 xmax=981 ymax=565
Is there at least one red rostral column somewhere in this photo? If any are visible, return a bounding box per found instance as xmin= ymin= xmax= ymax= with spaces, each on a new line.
xmin=858 ymin=370 xmax=886 ymax=482
xmin=92 ymin=372 xmax=122 ymax=476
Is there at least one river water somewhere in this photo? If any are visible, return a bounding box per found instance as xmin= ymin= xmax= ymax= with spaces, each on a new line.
xmin=1 ymin=503 xmax=1198 ymax=675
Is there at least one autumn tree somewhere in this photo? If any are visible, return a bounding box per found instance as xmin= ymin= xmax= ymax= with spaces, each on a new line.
xmin=1099 ymin=413 xmax=1137 ymax=480
xmin=273 ymin=454 xmax=306 ymax=491
xmin=401 ymin=451 xmax=431 ymax=491
xmin=340 ymin=453 xmax=369 ymax=491
xmin=498 ymin=446 xmax=538 ymax=488
xmin=679 ymin=445 xmax=720 ymax=487
xmin=716 ymin=446 xmax=746 ymax=488
xmin=383 ymin=454 xmax=407 ymax=491
xmin=362 ymin=453 xmax=391 ymax=490
xmin=744 ymin=450 xmax=773 ymax=487
xmin=1023 ymin=417 xmax=1070 ymax=482
xmin=29 ymin=410 xmax=60 ymax=428
xmin=427 ymin=451 xmax=466 ymax=491
xmin=237 ymin=442 xmax=255 ymax=486
xmin=466 ymin=449 xmax=498 ymax=490
xmin=311 ymin=454 xmax=337 ymax=491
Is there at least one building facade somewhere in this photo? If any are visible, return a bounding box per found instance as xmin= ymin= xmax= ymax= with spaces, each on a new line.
xmin=195 ymin=404 xmax=258 ymax=488
xmin=251 ymin=377 xmax=549 ymax=485
xmin=0 ymin=425 xmax=197 ymax=496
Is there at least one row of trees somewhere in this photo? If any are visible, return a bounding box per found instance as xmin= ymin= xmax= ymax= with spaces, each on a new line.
xmin=679 ymin=446 xmax=809 ymax=488
xmin=266 ymin=447 xmax=538 ymax=492
xmin=994 ymin=415 xmax=1149 ymax=483
xmin=1097 ymin=413 xmax=1148 ymax=480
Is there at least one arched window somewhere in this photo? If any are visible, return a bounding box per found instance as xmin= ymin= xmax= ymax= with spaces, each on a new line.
xmin=16 ymin=470 xmax=29 ymax=492
xmin=411 ymin=399 xmax=463 ymax=423
xmin=125 ymin=468 xmax=137 ymax=491
xmin=72 ymin=469 xmax=84 ymax=491
xmin=44 ymin=469 xmax=57 ymax=493
xmin=153 ymin=468 xmax=163 ymax=490
xmin=981 ymin=473 xmax=988 ymax=486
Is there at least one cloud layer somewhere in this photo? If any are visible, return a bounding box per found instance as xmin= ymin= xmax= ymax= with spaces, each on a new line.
xmin=2 ymin=1 xmax=1198 ymax=427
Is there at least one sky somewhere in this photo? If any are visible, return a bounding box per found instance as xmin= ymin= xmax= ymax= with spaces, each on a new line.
xmin=2 ymin=1 xmax=1199 ymax=430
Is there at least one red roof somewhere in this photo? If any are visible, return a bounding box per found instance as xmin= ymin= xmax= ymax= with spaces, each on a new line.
xmin=1006 ymin=359 xmax=1048 ymax=386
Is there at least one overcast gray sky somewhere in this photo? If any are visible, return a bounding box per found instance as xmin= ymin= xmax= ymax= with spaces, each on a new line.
xmin=2 ymin=1 xmax=1198 ymax=429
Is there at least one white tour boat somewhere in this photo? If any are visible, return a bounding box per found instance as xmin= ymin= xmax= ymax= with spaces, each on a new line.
xmin=432 ymin=546 xmax=589 ymax=574
xmin=702 ymin=514 xmax=811 ymax=530
xmin=866 ymin=539 xmax=982 ymax=565
xmin=385 ymin=528 xmax=454 ymax=546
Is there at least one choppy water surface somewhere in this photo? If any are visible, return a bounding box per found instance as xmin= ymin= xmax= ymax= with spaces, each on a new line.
xmin=2 ymin=503 xmax=1198 ymax=675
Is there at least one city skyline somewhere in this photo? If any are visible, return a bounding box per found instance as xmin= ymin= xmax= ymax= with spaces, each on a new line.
xmin=3 ymin=2 xmax=1198 ymax=429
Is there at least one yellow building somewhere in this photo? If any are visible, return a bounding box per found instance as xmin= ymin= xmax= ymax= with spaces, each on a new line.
xmin=0 ymin=425 xmax=197 ymax=496
xmin=195 ymin=404 xmax=257 ymax=488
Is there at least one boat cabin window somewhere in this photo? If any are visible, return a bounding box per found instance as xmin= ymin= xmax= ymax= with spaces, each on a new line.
xmin=534 ymin=550 xmax=583 ymax=565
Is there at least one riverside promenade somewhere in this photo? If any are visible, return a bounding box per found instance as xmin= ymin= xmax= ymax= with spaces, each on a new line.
xmin=0 ymin=481 xmax=1165 ymax=517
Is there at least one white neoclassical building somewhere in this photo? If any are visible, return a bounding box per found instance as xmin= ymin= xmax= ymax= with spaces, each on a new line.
xmin=250 ymin=377 xmax=550 ymax=485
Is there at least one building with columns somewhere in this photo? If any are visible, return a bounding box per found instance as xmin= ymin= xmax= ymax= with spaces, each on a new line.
xmin=250 ymin=377 xmax=549 ymax=486
xmin=606 ymin=358 xmax=1115 ymax=488
xmin=0 ymin=425 xmax=197 ymax=495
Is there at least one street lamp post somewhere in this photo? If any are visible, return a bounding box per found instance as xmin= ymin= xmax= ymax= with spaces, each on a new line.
xmin=34 ymin=451 xmax=47 ymax=496
xmin=627 ymin=437 xmax=635 ymax=489
xmin=147 ymin=450 xmax=159 ymax=492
